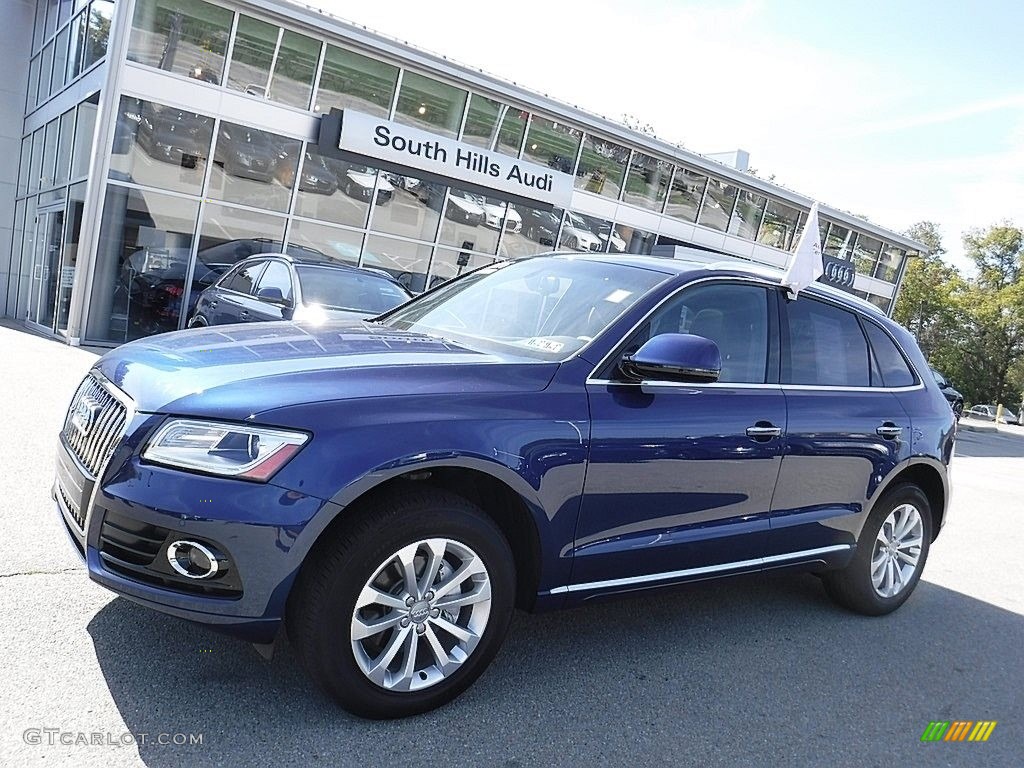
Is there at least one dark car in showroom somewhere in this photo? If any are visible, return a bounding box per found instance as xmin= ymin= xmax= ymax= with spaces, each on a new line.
xmin=190 ymin=253 xmax=412 ymax=327
xmin=54 ymin=254 xmax=953 ymax=719
xmin=135 ymin=103 xmax=213 ymax=169
xmin=930 ymin=367 xmax=963 ymax=418
xmin=213 ymin=124 xmax=279 ymax=181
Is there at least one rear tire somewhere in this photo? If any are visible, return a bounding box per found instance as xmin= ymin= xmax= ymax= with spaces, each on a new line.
xmin=288 ymin=486 xmax=515 ymax=719
xmin=823 ymin=483 xmax=932 ymax=616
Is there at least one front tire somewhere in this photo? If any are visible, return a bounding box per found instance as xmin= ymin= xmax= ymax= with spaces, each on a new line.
xmin=288 ymin=486 xmax=515 ymax=719
xmin=823 ymin=483 xmax=932 ymax=615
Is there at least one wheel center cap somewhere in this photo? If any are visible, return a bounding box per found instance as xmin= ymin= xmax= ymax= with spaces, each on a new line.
xmin=409 ymin=600 xmax=431 ymax=623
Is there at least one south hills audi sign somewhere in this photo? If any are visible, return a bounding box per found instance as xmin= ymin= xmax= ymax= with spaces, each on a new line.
xmin=319 ymin=109 xmax=574 ymax=208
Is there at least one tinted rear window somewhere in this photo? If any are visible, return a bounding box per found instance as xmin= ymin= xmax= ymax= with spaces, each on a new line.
xmin=864 ymin=322 xmax=916 ymax=387
xmin=784 ymin=298 xmax=870 ymax=386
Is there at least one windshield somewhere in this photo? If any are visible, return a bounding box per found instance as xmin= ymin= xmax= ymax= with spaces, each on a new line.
xmin=379 ymin=257 xmax=668 ymax=360
xmin=296 ymin=267 xmax=411 ymax=313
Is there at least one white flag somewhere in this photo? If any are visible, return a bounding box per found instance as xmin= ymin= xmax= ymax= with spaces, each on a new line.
xmin=782 ymin=201 xmax=824 ymax=297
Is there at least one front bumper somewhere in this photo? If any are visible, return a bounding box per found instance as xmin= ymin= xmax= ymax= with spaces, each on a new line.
xmin=55 ymin=420 xmax=339 ymax=643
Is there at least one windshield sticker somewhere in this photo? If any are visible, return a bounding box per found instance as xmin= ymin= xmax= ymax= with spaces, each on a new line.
xmin=524 ymin=337 xmax=565 ymax=353
xmin=604 ymin=289 xmax=633 ymax=304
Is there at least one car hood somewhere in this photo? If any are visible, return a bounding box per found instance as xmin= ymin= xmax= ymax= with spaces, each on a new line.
xmin=95 ymin=321 xmax=559 ymax=419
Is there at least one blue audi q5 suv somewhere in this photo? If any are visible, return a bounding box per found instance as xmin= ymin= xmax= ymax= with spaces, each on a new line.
xmin=54 ymin=254 xmax=954 ymax=718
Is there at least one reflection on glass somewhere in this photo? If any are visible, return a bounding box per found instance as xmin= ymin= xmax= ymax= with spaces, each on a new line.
xmin=29 ymin=129 xmax=44 ymax=194
xmin=727 ymin=189 xmax=766 ymax=240
xmin=268 ymin=30 xmax=321 ymax=109
xmin=370 ymin=175 xmax=441 ymax=242
xmin=52 ymin=25 xmax=69 ymax=96
xmin=697 ymin=177 xmax=738 ymax=232
xmin=394 ymin=71 xmax=467 ymax=138
xmin=665 ymin=166 xmax=707 ymax=222
xmin=16 ymin=197 xmax=38 ymax=319
xmin=824 ymin=222 xmax=856 ymax=260
xmin=622 ymin=152 xmax=671 ymax=212
xmin=560 ymin=211 xmax=609 ymax=252
xmin=41 ymin=120 xmax=59 ymax=190
xmin=868 ymin=293 xmax=890 ymax=312
xmin=439 ymin=187 xmax=500 ymax=255
xmin=87 ymin=185 xmax=200 ymax=342
xmin=8 ymin=199 xmax=25 ymax=312
xmin=575 ymin=134 xmax=628 ymax=198
xmin=128 ymin=0 xmax=234 ymax=84
xmin=54 ymin=109 xmax=75 ymax=188
xmin=33 ymin=0 xmax=45 ymax=52
xmin=289 ymin=148 xmax=367 ymax=227
xmin=208 ymin=122 xmax=299 ymax=212
xmin=874 ymin=245 xmax=904 ymax=283
xmin=363 ymin=234 xmax=432 ymax=293
xmin=71 ymin=93 xmax=98 ymax=179
xmin=27 ymin=56 xmax=40 ymax=112
xmin=109 ymin=97 xmax=214 ymax=195
xmin=193 ymin=203 xmax=287 ymax=309
xmin=853 ymin=233 xmax=882 ymax=276
xmin=38 ymin=41 xmax=53 ymax=106
xmin=69 ymin=10 xmax=86 ymax=80
xmin=461 ymin=95 xmax=526 ymax=157
xmin=57 ymin=181 xmax=88 ymax=331
xmin=500 ymin=203 xmax=563 ymax=259
xmin=227 ymin=15 xmax=278 ymax=97
xmin=287 ymin=220 xmax=363 ymax=266
xmin=85 ymin=0 xmax=113 ymax=69
xmin=522 ymin=116 xmax=581 ymax=174
xmin=314 ymin=44 xmax=397 ymax=117
xmin=427 ymin=247 xmax=496 ymax=291
xmin=18 ymin=137 xmax=31 ymax=197
xmin=610 ymin=224 xmax=656 ymax=255
xmin=757 ymin=199 xmax=800 ymax=251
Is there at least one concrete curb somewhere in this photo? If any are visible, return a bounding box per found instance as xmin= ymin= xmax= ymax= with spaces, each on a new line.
xmin=958 ymin=420 xmax=997 ymax=434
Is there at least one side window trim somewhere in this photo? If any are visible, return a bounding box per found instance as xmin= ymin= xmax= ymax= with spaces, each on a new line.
xmin=224 ymin=260 xmax=267 ymax=296
xmin=254 ymin=259 xmax=294 ymax=302
xmin=596 ymin=279 xmax=774 ymax=384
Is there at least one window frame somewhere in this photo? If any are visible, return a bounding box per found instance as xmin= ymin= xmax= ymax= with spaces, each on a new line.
xmin=592 ymin=278 xmax=781 ymax=385
xmin=254 ymin=258 xmax=295 ymax=304
xmin=219 ymin=259 xmax=268 ymax=296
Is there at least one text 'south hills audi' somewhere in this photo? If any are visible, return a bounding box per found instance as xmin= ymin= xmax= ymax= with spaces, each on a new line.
xmin=55 ymin=254 xmax=954 ymax=718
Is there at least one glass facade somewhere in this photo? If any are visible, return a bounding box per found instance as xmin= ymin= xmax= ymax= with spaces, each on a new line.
xmin=6 ymin=0 xmax=918 ymax=341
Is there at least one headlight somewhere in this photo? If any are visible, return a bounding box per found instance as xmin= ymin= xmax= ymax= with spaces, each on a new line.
xmin=142 ymin=419 xmax=308 ymax=481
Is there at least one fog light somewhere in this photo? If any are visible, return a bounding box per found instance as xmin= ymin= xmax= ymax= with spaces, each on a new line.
xmin=167 ymin=540 xmax=221 ymax=580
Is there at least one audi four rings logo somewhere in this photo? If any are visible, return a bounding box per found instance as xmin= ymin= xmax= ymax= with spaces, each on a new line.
xmin=823 ymin=259 xmax=856 ymax=288
xmin=70 ymin=396 xmax=102 ymax=437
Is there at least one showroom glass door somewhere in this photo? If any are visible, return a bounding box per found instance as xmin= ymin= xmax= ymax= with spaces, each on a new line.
xmin=27 ymin=207 xmax=66 ymax=332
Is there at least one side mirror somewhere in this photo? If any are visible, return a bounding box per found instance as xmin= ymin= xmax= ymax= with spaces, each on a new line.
xmin=256 ymin=286 xmax=289 ymax=306
xmin=620 ymin=333 xmax=721 ymax=383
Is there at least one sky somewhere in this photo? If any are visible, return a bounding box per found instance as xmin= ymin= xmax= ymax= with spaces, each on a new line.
xmin=312 ymin=0 xmax=1024 ymax=270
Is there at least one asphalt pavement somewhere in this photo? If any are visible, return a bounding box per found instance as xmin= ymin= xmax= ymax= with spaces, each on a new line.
xmin=0 ymin=321 xmax=1021 ymax=767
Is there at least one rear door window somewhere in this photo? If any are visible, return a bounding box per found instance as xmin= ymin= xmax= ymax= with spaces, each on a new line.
xmin=222 ymin=261 xmax=266 ymax=295
xmin=783 ymin=298 xmax=870 ymax=386
xmin=864 ymin=322 xmax=916 ymax=388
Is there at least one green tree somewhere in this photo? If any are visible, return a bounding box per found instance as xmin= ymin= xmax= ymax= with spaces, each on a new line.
xmin=893 ymin=222 xmax=966 ymax=370
xmin=959 ymin=224 xmax=1024 ymax=404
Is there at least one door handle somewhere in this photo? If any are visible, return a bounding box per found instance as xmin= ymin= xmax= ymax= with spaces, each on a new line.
xmin=746 ymin=423 xmax=782 ymax=440
xmin=239 ymin=310 xmax=249 ymax=317
xmin=876 ymin=423 xmax=903 ymax=440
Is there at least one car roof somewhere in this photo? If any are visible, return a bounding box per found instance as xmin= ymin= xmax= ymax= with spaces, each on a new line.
xmin=234 ymin=253 xmax=410 ymax=290
xmin=532 ymin=251 xmax=888 ymax=320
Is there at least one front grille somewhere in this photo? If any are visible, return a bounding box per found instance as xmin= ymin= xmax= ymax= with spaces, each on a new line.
xmin=57 ymin=480 xmax=85 ymax=529
xmin=61 ymin=375 xmax=128 ymax=477
xmin=98 ymin=510 xmax=243 ymax=598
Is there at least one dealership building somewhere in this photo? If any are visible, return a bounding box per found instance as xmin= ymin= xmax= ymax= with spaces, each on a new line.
xmin=1 ymin=0 xmax=927 ymax=346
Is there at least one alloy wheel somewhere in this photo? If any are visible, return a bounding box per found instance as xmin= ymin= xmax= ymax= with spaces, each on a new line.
xmin=350 ymin=538 xmax=492 ymax=692
xmin=870 ymin=503 xmax=924 ymax=598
